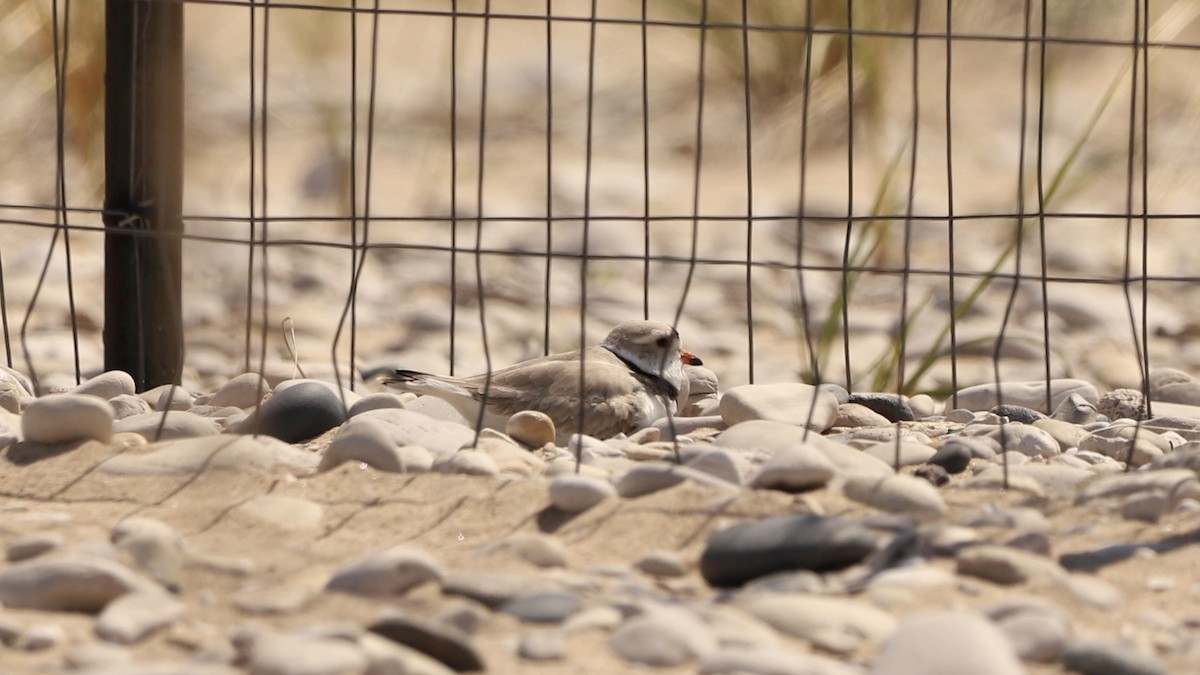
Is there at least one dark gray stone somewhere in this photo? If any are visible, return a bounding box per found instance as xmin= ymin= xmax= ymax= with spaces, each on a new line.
xmin=990 ymin=404 xmax=1045 ymax=424
xmin=498 ymin=592 xmax=582 ymax=624
xmin=369 ymin=614 xmax=485 ymax=672
xmin=914 ymin=463 xmax=950 ymax=486
xmin=929 ymin=442 xmax=973 ymax=474
xmin=239 ymin=382 xmax=347 ymax=443
xmin=848 ymin=393 xmax=914 ymax=422
xmin=1061 ymin=640 xmax=1167 ymax=675
xmin=700 ymin=514 xmax=882 ymax=588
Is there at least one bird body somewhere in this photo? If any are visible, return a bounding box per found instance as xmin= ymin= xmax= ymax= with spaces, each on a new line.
xmin=382 ymin=320 xmax=700 ymax=441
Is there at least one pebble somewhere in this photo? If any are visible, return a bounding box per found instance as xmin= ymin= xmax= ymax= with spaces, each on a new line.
xmin=245 ymin=630 xmax=368 ymax=675
xmin=700 ymin=648 xmax=866 ymax=675
xmin=22 ymin=394 xmax=114 ymax=444
xmin=6 ymin=532 xmax=65 ymax=561
xmin=700 ymin=514 xmax=882 ymax=587
xmin=848 ymin=393 xmax=915 ymax=422
xmin=956 ymin=545 xmax=1065 ymax=585
xmin=441 ymin=570 xmax=560 ymax=608
xmin=748 ymin=442 xmax=836 ymax=492
xmin=155 ymin=384 xmax=195 ymax=411
xmin=608 ymin=604 xmax=717 ymax=666
xmin=548 ymin=473 xmax=617 ymax=512
xmin=368 ymin=613 xmax=485 ymax=672
xmin=108 ymin=393 xmax=153 ymax=419
xmin=929 ymin=442 xmax=972 ymax=473
xmin=984 ymin=597 xmax=1072 ymax=662
xmin=986 ymin=423 xmax=1060 ymax=457
xmin=954 ymin=379 xmax=1098 ymax=414
xmin=0 ymin=554 xmax=161 ymax=611
xmin=1061 ymin=640 xmax=1168 ymax=675
xmin=1078 ymin=425 xmax=1167 ymax=467
xmin=872 ymin=610 xmax=1024 ymax=674
xmin=320 ymin=416 xmax=433 ymax=473
xmin=989 ymin=403 xmax=1044 ymax=423
xmin=72 ymin=370 xmax=136 ymax=400
xmin=435 ymin=448 xmax=500 ymax=476
xmin=518 ymin=628 xmax=568 ymax=661
xmin=834 ymin=402 xmax=893 ymax=428
xmin=498 ymin=591 xmax=582 ymax=623
xmin=346 ymin=392 xmax=406 ymax=416
xmin=1097 ymin=387 xmax=1149 ymax=420
xmin=491 ymin=533 xmax=567 ymax=568
xmin=353 ymin=408 xmax=475 ymax=456
xmin=861 ymin=440 xmax=936 ymax=467
xmin=1051 ymin=392 xmax=1098 ymax=423
xmin=111 ymin=517 xmax=184 ymax=591
xmin=94 ymin=590 xmax=186 ymax=644
xmin=208 ymin=372 xmax=269 ymax=408
xmin=358 ymin=631 xmax=459 ymax=675
xmin=507 ymin=410 xmax=556 ymax=447
xmin=325 ymin=546 xmax=442 ymax=596
xmin=718 ymin=383 xmax=839 ymax=431
xmin=237 ymin=381 xmax=348 ymax=443
xmin=635 ymin=551 xmax=688 ymax=578
xmin=842 ymin=474 xmax=947 ymax=521
xmin=114 ymin=410 xmax=220 ymax=441
xmin=738 ymin=594 xmax=896 ymax=652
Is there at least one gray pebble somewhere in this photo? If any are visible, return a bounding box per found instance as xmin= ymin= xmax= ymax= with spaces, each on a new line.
xmin=1061 ymin=639 xmax=1167 ymax=675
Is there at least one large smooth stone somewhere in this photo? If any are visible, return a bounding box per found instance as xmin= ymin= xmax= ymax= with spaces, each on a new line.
xmin=22 ymin=394 xmax=114 ymax=444
xmin=719 ymin=383 xmax=839 ymax=431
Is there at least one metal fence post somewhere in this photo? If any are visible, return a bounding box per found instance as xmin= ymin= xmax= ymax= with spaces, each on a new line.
xmin=102 ymin=0 xmax=184 ymax=390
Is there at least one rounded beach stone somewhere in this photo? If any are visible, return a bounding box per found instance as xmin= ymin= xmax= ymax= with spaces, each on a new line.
xmin=1051 ymin=392 xmax=1098 ymax=423
xmin=748 ymin=442 xmax=836 ymax=492
xmin=22 ymin=394 xmax=114 ymax=444
xmin=929 ymin=442 xmax=972 ymax=473
xmin=108 ymin=394 xmax=152 ymax=420
xmin=320 ymin=416 xmax=432 ymax=473
xmin=153 ymin=385 xmax=194 ymax=411
xmin=247 ymin=631 xmax=369 ymax=675
xmin=736 ymin=594 xmax=896 ymax=651
xmin=848 ymin=393 xmax=915 ymax=422
xmin=719 ymin=383 xmax=839 ymax=431
xmin=72 ymin=370 xmax=136 ymax=400
xmin=956 ymin=545 xmax=1065 ymax=585
xmin=507 ymin=410 xmax=556 ymax=448
xmin=862 ymin=440 xmax=936 ymax=467
xmin=700 ymin=514 xmax=882 ymax=587
xmin=493 ymin=533 xmax=567 ymax=568
xmin=635 ymin=551 xmax=688 ymax=578
xmin=1061 ymin=640 xmax=1167 ymax=675
xmin=208 ymin=372 xmax=269 ymax=408
xmin=368 ymin=613 xmax=485 ymax=672
xmin=499 ymin=591 xmax=582 ymax=623
xmin=548 ymin=474 xmax=617 ymax=512
xmin=1097 ymin=388 xmax=1148 ymax=420
xmin=110 ymin=517 xmax=183 ymax=591
xmin=0 ymin=555 xmax=161 ymax=612
xmin=872 ymin=610 xmax=1023 ymax=675
xmin=347 ymin=392 xmax=407 ymax=417
xmin=239 ymin=381 xmax=348 ymax=443
xmin=326 ymin=545 xmax=442 ymax=596
xmin=113 ymin=410 xmax=220 ymax=441
xmin=608 ymin=605 xmax=716 ymax=666
xmin=94 ymin=590 xmax=185 ymax=644
xmin=6 ymin=532 xmax=65 ymax=562
xmin=842 ymin=474 xmax=947 ymax=521
xmin=954 ymin=379 xmax=1098 ymax=415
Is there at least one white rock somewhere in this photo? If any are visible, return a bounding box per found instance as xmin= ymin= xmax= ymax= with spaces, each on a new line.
xmin=95 ymin=590 xmax=185 ymax=644
xmin=347 ymin=392 xmax=407 ymax=417
xmin=954 ymin=379 xmax=1099 ymax=414
xmin=153 ymin=385 xmax=194 ymax=411
xmin=608 ymin=604 xmax=717 ymax=666
xmin=719 ymin=383 xmax=839 ymax=431
xmin=843 ymin=474 xmax=947 ymax=521
xmin=749 ymin=443 xmax=836 ymax=491
xmin=685 ymin=447 xmax=744 ymax=485
xmin=326 ymin=545 xmax=442 ymax=596
xmin=320 ymin=416 xmax=433 ymax=473
xmin=72 ymin=370 xmax=136 ymax=400
xmin=209 ymin=372 xmax=270 ymax=408
xmin=987 ymin=424 xmax=1061 ymax=457
xmin=111 ymin=517 xmax=183 ymax=590
xmin=22 ymin=394 xmax=114 ymax=444
xmin=861 ymin=440 xmax=936 ymax=467
xmin=356 ymin=408 xmax=475 ymax=456
xmin=737 ymin=594 xmax=896 ymax=652
xmin=0 ymin=554 xmax=161 ymax=611
xmin=548 ymin=474 xmax=617 ymax=512
xmin=436 ymin=449 xmax=499 ymax=476
xmin=872 ymin=610 xmax=1024 ymax=675
xmin=108 ymin=394 xmax=153 ymax=420
xmin=700 ymin=648 xmax=866 ymax=675
xmin=247 ymin=631 xmax=368 ymax=675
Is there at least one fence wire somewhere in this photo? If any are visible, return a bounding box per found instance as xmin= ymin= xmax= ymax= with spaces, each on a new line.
xmin=0 ymin=0 xmax=1189 ymax=422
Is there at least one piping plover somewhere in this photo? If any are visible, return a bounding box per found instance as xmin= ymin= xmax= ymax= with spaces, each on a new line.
xmin=381 ymin=320 xmax=702 ymax=441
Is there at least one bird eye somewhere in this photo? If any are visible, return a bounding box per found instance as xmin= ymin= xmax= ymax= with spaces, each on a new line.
xmin=655 ymin=337 xmax=670 ymax=348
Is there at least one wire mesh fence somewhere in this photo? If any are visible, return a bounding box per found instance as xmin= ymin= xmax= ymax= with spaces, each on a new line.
xmin=1 ymin=0 xmax=1195 ymax=415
